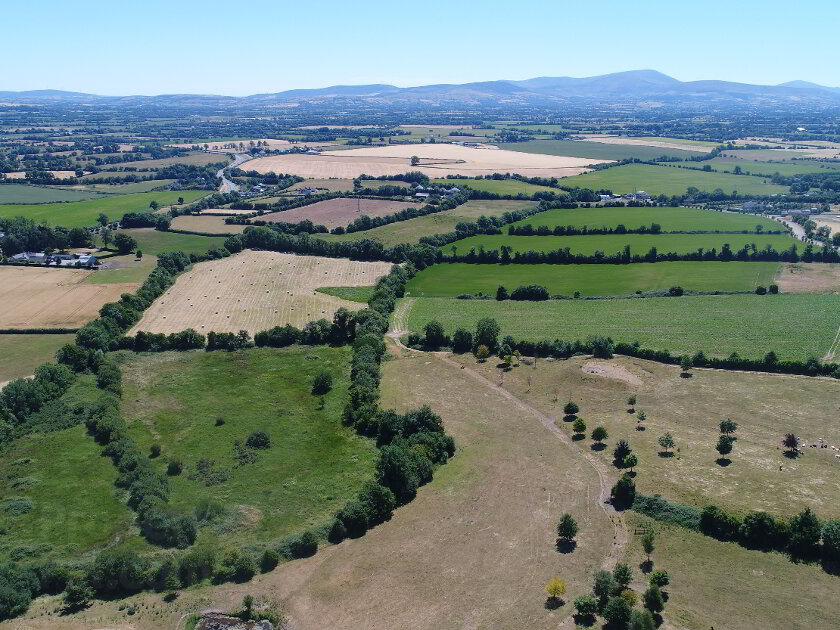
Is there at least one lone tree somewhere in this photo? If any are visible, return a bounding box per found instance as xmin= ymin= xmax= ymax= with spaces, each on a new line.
xmin=658 ymin=433 xmax=675 ymax=455
xmin=563 ymin=401 xmax=579 ymax=417
xmin=572 ymin=417 xmax=586 ymax=436
xmin=591 ymin=426 xmax=608 ymax=446
xmin=613 ymin=439 xmax=632 ymax=463
xmin=716 ymin=435 xmax=735 ymax=460
xmin=410 ymin=155 xmax=420 ymax=166
xmin=680 ymin=354 xmax=693 ymax=375
xmin=544 ymin=576 xmax=566 ymax=606
xmin=149 ymin=200 xmax=159 ymax=211
xmin=627 ymin=395 xmax=637 ymax=410
xmin=624 ymin=453 xmax=638 ymax=472
xmin=495 ymin=285 xmax=509 ymax=301
xmin=557 ymin=513 xmax=578 ymax=542
xmin=720 ymin=419 xmax=738 ymax=435
xmin=782 ymin=433 xmax=800 ymax=457
xmin=641 ymin=531 xmax=655 ymax=563
xmin=636 ymin=410 xmax=647 ymax=430
xmin=311 ymin=371 xmax=333 ymax=395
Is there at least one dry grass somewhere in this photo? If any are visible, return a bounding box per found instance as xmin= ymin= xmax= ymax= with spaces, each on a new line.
xmin=200 ymin=208 xmax=255 ymax=216
xmin=130 ymin=251 xmax=392 ymax=335
xmin=583 ymin=134 xmax=715 ymax=152
xmin=776 ymin=262 xmax=840 ymax=294
xmin=245 ymin=143 xmax=609 ymax=179
xmin=170 ymin=214 xmax=245 ymax=234
xmin=258 ymin=197 xmax=420 ymax=228
xmin=0 ymin=267 xmax=138 ymax=329
xmin=3 ymin=170 xmax=76 ymax=180
xmin=287 ymin=178 xmax=355 ymax=192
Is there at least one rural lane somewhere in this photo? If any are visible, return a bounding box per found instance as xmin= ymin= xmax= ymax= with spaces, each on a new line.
xmin=214 ymin=152 xmax=253 ymax=193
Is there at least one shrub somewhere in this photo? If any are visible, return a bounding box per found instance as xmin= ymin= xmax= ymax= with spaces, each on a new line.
xmin=423 ymin=320 xmax=447 ymax=348
xmin=337 ymin=501 xmax=369 ymax=538
xmin=572 ymin=418 xmax=586 ymax=434
xmin=649 ymin=569 xmax=670 ymax=588
xmin=150 ymin=444 xmax=161 ymax=458
xmin=451 ymin=328 xmax=473 ymax=353
xmin=327 ymin=518 xmax=347 ymax=544
xmin=788 ymin=507 xmax=822 ymax=557
xmin=167 ymin=458 xmax=183 ymax=476
xmin=87 ymin=550 xmax=149 ymax=596
xmin=495 ymin=285 xmax=509 ymax=300
xmin=261 ymin=549 xmax=280 ymax=573
xmin=755 ymin=286 xmax=767 ymax=295
xmin=739 ymin=511 xmax=790 ymax=550
xmin=246 ymin=430 xmax=271 ymax=449
xmin=563 ymin=401 xmax=579 ymax=416
xmin=286 ymin=531 xmax=318 ymax=558
xmin=632 ymin=494 xmax=701 ymax=530
xmin=822 ymin=519 xmax=840 ymax=561
xmin=668 ymin=286 xmax=684 ymax=296
xmin=311 ymin=371 xmax=333 ymax=395
xmin=589 ymin=335 xmax=614 ymax=359
xmin=610 ymin=474 xmax=636 ymax=510
xmin=769 ymin=284 xmax=779 ymax=294
xmin=700 ymin=505 xmax=741 ymax=541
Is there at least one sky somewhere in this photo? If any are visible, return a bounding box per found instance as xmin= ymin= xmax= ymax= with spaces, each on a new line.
xmin=5 ymin=0 xmax=839 ymax=95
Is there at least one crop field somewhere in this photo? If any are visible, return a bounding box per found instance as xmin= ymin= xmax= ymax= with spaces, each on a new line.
xmin=318 ymin=199 xmax=537 ymax=247
xmin=0 ymin=184 xmax=106 ymax=204
xmin=130 ymin=250 xmax=392 ymax=335
xmin=701 ymin=158 xmax=840 ymax=176
xmin=258 ymin=197 xmax=420 ymax=228
xmin=0 ymin=267 xmax=139 ymax=329
xmin=558 ymin=163 xmax=789 ymax=196
xmin=115 ymin=228 xmax=227 ymax=255
xmin=170 ymin=214 xmax=245 ymax=234
xmin=429 ymin=177 xmax=557 ymax=195
xmin=510 ymin=206 xmax=781 ymax=232
xmin=406 ymin=261 xmax=781 ymax=297
xmin=64 ymin=179 xmax=179 ymax=194
xmin=498 ymin=139 xmax=706 ymax=161
xmin=286 ymin=178 xmax=354 ymax=192
xmin=0 ymin=190 xmax=208 ymax=227
xmin=0 ymin=334 xmax=74 ymax=384
xmin=446 ymin=232 xmax=802 ymax=257
xmin=244 ymin=143 xmax=609 ymax=179
xmin=119 ymin=346 xmax=377 ymax=544
xmin=91 ymin=152 xmax=229 ymax=171
xmin=404 ymin=293 xmax=840 ymax=361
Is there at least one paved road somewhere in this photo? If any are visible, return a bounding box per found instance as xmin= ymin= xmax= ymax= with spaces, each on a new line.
xmin=213 ymin=152 xmax=253 ymax=193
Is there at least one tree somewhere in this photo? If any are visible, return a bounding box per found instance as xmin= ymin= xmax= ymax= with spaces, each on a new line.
xmin=822 ymin=519 xmax=840 ymax=561
xmin=136 ymin=250 xmax=143 ymax=259
xmin=557 ymin=513 xmax=578 ymax=542
xmin=719 ymin=419 xmax=738 ymax=435
xmin=789 ymin=507 xmax=822 ymax=557
xmin=475 ymin=344 xmax=490 ymax=362
xmin=563 ymin=401 xmax=579 ymax=417
xmin=603 ymin=596 xmax=632 ymax=628
xmin=680 ymin=354 xmax=693 ymax=374
xmin=613 ymin=439 xmax=632 ymax=462
xmin=643 ymin=584 xmax=665 ymax=613
xmin=591 ymin=426 xmax=608 ymax=445
xmin=423 ymin=320 xmax=446 ymax=348
xmin=716 ymin=435 xmax=735 ymax=459
xmin=113 ymin=233 xmax=138 ymax=254
xmin=177 ymin=196 xmax=185 ymax=205
xmin=636 ymin=410 xmax=646 ymax=430
xmin=495 ymin=285 xmax=509 ymax=301
xmin=573 ymin=594 xmax=598 ymax=618
xmin=101 ymin=227 xmax=112 ymax=248
xmin=630 ymin=608 xmax=656 ymax=630
xmin=592 ymin=569 xmax=617 ymax=604
xmin=782 ymin=432 xmax=800 ymax=456
xmin=312 ymin=371 xmax=333 ymax=395
xmin=572 ymin=417 xmax=586 ymax=435
xmin=242 ymin=594 xmax=255 ymax=619
xmin=613 ymin=562 xmax=633 ymax=588
xmin=474 ymin=318 xmax=500 ymax=351
xmin=63 ymin=576 xmax=93 ymax=609
xmin=410 ymin=155 xmax=420 ymax=166
xmin=641 ymin=531 xmax=655 ymax=561
xmin=658 ymin=433 xmax=675 ymax=454
xmin=611 ymin=474 xmax=636 ymax=510
xmin=623 ymin=454 xmax=638 ymax=472
xmin=627 ymin=395 xmax=637 ymax=409
xmin=97 ymin=212 xmax=109 ymax=227
xmin=451 ymin=328 xmax=473 ymax=354
xmin=544 ymin=576 xmax=566 ymax=603
xmin=149 ymin=200 xmax=159 ymax=211
xmin=649 ymin=569 xmax=669 ymax=588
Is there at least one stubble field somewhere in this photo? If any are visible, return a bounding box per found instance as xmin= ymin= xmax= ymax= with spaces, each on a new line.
xmin=258 ymin=197 xmax=420 ymax=228
xmin=129 ymin=251 xmax=392 ymax=335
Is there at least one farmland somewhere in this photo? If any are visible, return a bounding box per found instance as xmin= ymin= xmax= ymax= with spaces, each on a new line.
xmin=0 ymin=334 xmax=74 ymax=383
xmin=509 ymin=205 xmax=782 ymax=232
xmin=429 ymin=177 xmax=558 ymax=195
xmin=498 ymin=139 xmax=706 ymax=161
xmin=86 ymin=254 xmax=159 ymax=284
xmin=0 ymin=190 xmax=208 ymax=227
xmin=119 ymin=346 xmax=377 ymax=544
xmin=286 ymin=178 xmax=354 ymax=192
xmin=318 ymin=199 xmax=537 ymax=247
xmin=130 ymin=250 xmax=392 ymax=335
xmin=170 ymin=214 xmax=245 ymax=234
xmin=406 ymin=261 xmax=781 ymax=297
xmin=403 ymin=293 xmax=840 ymax=361
xmin=446 ymin=232 xmax=801 ymax=256
xmin=558 ymin=163 xmax=789 ymax=196
xmin=0 ymin=267 xmax=139 ymax=329
xmin=0 ymin=184 xmax=107 ymax=204
xmin=258 ymin=197 xmax=421 ymax=228
xmin=699 ymin=158 xmax=840 ymax=176
xmin=115 ymin=228 xmax=227 ymax=255
xmin=86 ymin=151 xmax=229 ymax=171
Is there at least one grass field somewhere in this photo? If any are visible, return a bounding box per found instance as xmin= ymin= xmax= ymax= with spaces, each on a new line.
xmin=170 ymin=214 xmax=245 ymax=234
xmin=498 ymin=140 xmax=706 ymax=161
xmin=65 ymin=179 xmax=179 ymax=194
xmin=130 ymin=251 xmax=391 ymax=335
xmin=558 ymin=163 xmax=789 ymax=196
xmin=115 ymin=228 xmax=227 ymax=255
xmin=429 ymin=177 xmax=558 ymax=195
xmin=510 ymin=206 xmax=782 ymax=232
xmin=0 ymin=184 xmax=108 ymax=204
xmin=700 ymin=159 xmax=840 ymax=177
xmin=446 ymin=232 xmax=802 ymax=257
xmin=86 ymin=254 xmax=158 ymax=284
xmin=404 ymin=293 xmax=840 ymax=361
xmin=259 ymin=198 xmax=420 ymax=229
xmin=119 ymin=346 xmax=377 ymax=544
xmin=0 ymin=190 xmax=208 ymax=227
xmin=406 ymin=262 xmax=781 ymax=297
xmin=316 ymin=285 xmax=376 ymax=303
xmin=90 ymin=152 xmax=229 ymax=171
xmin=0 ymin=334 xmax=74 ymax=383
xmin=317 ymin=199 xmax=537 ymax=247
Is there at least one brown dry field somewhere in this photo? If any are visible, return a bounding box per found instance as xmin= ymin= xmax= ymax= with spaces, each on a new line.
xmin=129 ymin=251 xmax=392 ymax=335
xmin=170 ymin=214 xmax=245 ymax=234
xmin=258 ymin=198 xmax=420 ymax=228
xmin=776 ymin=262 xmax=840 ymax=294
xmin=287 ymin=178 xmax=355 ymax=192
xmin=200 ymin=208 xmax=255 ymax=216
xmin=3 ymin=170 xmax=76 ymax=180
xmin=582 ymin=134 xmax=714 ymax=152
xmin=244 ymin=143 xmax=608 ymax=179
xmin=0 ymin=267 xmax=138 ymax=329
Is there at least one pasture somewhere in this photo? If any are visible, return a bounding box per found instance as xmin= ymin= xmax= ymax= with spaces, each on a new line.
xmin=0 ymin=190 xmax=208 ymax=227
xmin=429 ymin=177 xmax=558 ymax=195
xmin=403 ymin=293 xmax=840 ymax=361
xmin=65 ymin=179 xmax=180 ymax=194
xmin=318 ymin=199 xmax=537 ymax=247
xmin=86 ymin=254 xmax=158 ymax=284
xmin=446 ymin=232 xmax=802 ymax=256
xmin=129 ymin=251 xmax=392 ymax=335
xmin=510 ymin=206 xmax=781 ymax=232
xmin=406 ymin=261 xmax=781 ymax=297
xmin=701 ymin=158 xmax=840 ymax=177
xmin=170 ymin=214 xmax=245 ymax=234
xmin=0 ymin=267 xmax=138 ymax=329
xmin=244 ymin=143 xmax=609 ymax=179
xmin=0 ymin=334 xmax=74 ymax=384
xmin=498 ymin=139 xmax=706 ymax=161
xmin=558 ymin=163 xmax=789 ymax=196
xmin=0 ymin=184 xmax=106 ymax=204
xmin=119 ymin=346 xmax=377 ymax=544
xmin=258 ymin=197 xmax=420 ymax=228
xmin=114 ymin=228 xmax=227 ymax=255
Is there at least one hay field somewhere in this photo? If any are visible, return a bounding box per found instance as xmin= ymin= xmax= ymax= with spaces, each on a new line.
xmin=0 ymin=267 xmax=138 ymax=329
xmin=170 ymin=214 xmax=245 ymax=234
xmin=259 ymin=197 xmax=419 ymax=228
xmin=244 ymin=143 xmax=609 ymax=179
xmin=130 ymin=251 xmax=392 ymax=335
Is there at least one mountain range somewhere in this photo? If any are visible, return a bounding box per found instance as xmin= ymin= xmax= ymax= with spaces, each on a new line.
xmin=2 ymin=70 xmax=839 ymax=105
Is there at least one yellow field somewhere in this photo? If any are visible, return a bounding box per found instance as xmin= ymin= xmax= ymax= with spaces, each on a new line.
xmin=0 ymin=267 xmax=138 ymax=329
xmin=170 ymin=215 xmax=245 ymax=234
xmin=3 ymin=170 xmax=77 ymax=180
xmin=244 ymin=143 xmax=608 ymax=179
xmin=130 ymin=251 xmax=392 ymax=335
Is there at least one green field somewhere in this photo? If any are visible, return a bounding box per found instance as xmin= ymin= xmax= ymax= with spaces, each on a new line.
xmin=85 ymin=254 xmax=158 ymax=284
xmin=114 ymin=228 xmax=226 ymax=255
xmin=404 ymin=293 xmax=840 ymax=361
xmin=510 ymin=206 xmax=781 ymax=232
xmin=0 ymin=184 xmax=106 ymax=204
xmin=66 ymin=179 xmax=180 ymax=194
xmin=0 ymin=190 xmax=208 ymax=227
xmin=558 ymin=163 xmax=789 ymax=196
xmin=119 ymin=346 xmax=377 ymax=543
xmin=697 ymin=159 xmax=840 ymax=177
xmin=447 ymin=232 xmax=802 ymax=257
xmin=0 ymin=334 xmax=74 ymax=383
xmin=90 ymin=152 xmax=229 ymax=171
xmin=316 ymin=199 xmax=537 ymax=247
xmin=316 ymin=285 xmax=376 ymax=303
xmin=498 ymin=140 xmax=706 ymax=161
xmin=430 ymin=178 xmax=558 ymax=196
xmin=406 ymin=262 xmax=780 ymax=297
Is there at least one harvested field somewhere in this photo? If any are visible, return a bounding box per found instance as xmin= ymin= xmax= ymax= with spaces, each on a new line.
xmin=258 ymin=197 xmax=420 ymax=228
xmin=167 ymin=138 xmax=292 ymax=152
xmin=200 ymin=208 xmax=255 ymax=215
xmin=0 ymin=267 xmax=138 ymax=329
xmin=170 ymin=214 xmax=245 ymax=234
xmin=287 ymin=178 xmax=354 ymax=192
xmin=582 ymin=134 xmax=716 ymax=152
xmin=3 ymin=170 xmax=76 ymax=180
xmin=244 ymin=143 xmax=609 ymax=179
xmin=775 ymin=262 xmax=840 ymax=294
xmin=130 ymin=251 xmax=392 ymax=335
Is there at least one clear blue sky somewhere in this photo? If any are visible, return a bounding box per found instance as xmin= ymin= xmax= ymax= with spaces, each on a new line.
xmin=5 ymin=0 xmax=838 ymax=95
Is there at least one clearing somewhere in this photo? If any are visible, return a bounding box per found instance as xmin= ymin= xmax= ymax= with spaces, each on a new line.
xmin=0 ymin=267 xmax=138 ymax=329
xmin=258 ymin=197 xmax=420 ymax=229
xmin=129 ymin=250 xmax=392 ymax=335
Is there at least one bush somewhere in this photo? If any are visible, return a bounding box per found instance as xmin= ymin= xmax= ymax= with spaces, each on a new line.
xmin=327 ymin=518 xmax=347 ymax=544
xmin=286 ymin=531 xmax=318 ymax=558
xmin=337 ymin=501 xmax=369 ymax=538
xmin=563 ymin=401 xmax=579 ymax=416
xmin=822 ymin=519 xmax=840 ymax=561
xmin=573 ymin=594 xmax=598 ymax=617
xmin=755 ymin=285 xmax=767 ymax=295
xmin=167 ymin=458 xmax=183 ymax=476
xmin=649 ymin=569 xmax=670 ymax=588
xmin=495 ymin=285 xmax=509 ymax=300
xmin=87 ymin=550 xmax=149 ymax=596
xmin=700 ymin=505 xmax=741 ymax=541
xmin=311 ymin=371 xmax=333 ymax=395
xmin=451 ymin=328 xmax=473 ymax=353
xmin=150 ymin=444 xmax=161 ymax=458
xmin=788 ymin=507 xmax=822 ymax=557
xmin=510 ymin=284 xmax=549 ymax=301
xmin=246 ymin=430 xmax=271 ymax=449
xmin=610 ymin=474 xmax=636 ymax=510
xmin=632 ymin=494 xmax=701 ymax=530
xmin=423 ymin=320 xmax=447 ymax=348
xmin=769 ymin=284 xmax=779 ymax=294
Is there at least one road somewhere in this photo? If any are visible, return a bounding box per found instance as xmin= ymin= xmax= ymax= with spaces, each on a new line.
xmin=213 ymin=152 xmax=253 ymax=193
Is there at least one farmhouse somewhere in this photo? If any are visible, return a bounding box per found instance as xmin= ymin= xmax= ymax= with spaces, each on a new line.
xmin=8 ymin=251 xmax=98 ymax=267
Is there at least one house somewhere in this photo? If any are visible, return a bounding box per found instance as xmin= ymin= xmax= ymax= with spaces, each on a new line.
xmin=415 ymin=192 xmax=430 ymax=199
xmin=11 ymin=252 xmax=47 ymax=263
xmin=599 ymin=194 xmax=612 ymax=202
xmin=298 ymin=187 xmax=318 ymax=196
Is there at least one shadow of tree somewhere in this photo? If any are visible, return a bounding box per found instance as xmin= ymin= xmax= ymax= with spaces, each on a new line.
xmin=556 ymin=538 xmax=577 ymax=554
xmin=591 ymin=443 xmax=607 ymax=451
xmin=544 ymin=596 xmax=564 ymax=610
xmin=716 ymin=458 xmax=732 ymax=467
